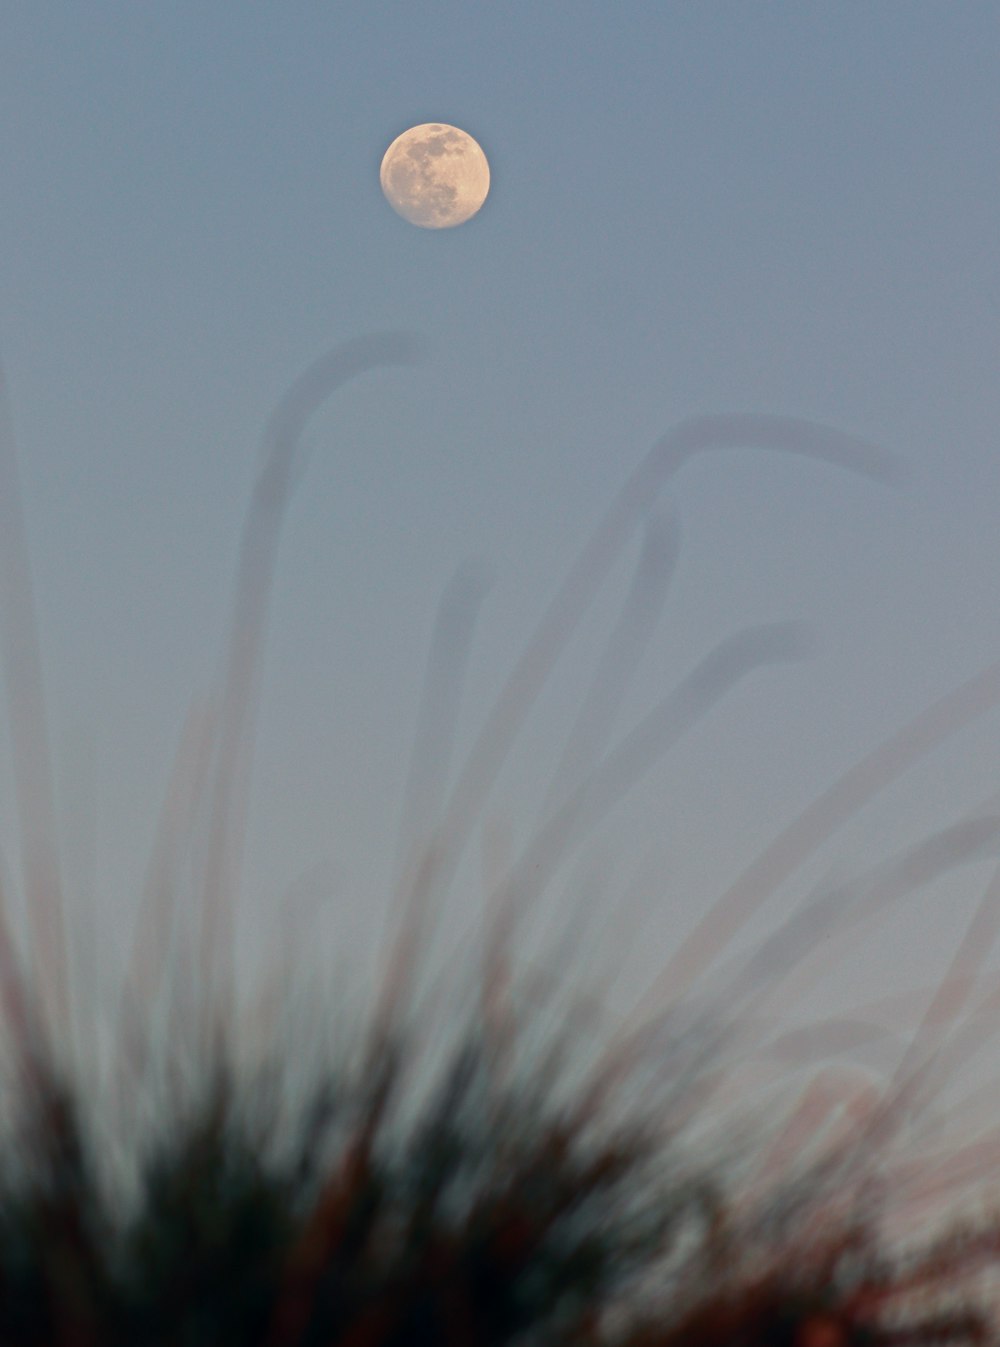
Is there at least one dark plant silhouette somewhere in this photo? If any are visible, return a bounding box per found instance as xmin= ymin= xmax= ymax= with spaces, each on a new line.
xmin=0 ymin=343 xmax=998 ymax=1344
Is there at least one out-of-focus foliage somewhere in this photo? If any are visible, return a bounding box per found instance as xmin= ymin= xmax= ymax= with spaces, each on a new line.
xmin=0 ymin=1003 xmax=996 ymax=1347
xmin=3 ymin=345 xmax=1000 ymax=1343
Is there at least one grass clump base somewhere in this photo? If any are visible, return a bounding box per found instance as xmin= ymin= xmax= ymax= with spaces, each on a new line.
xmin=1 ymin=994 xmax=999 ymax=1347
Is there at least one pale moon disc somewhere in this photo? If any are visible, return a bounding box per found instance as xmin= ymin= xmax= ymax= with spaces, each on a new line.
xmin=380 ymin=123 xmax=490 ymax=229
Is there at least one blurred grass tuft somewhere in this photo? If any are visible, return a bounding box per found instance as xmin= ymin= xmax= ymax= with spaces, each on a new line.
xmin=0 ymin=344 xmax=999 ymax=1343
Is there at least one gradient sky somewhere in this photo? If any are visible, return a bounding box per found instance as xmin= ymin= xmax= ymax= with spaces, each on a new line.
xmin=1 ymin=4 xmax=999 ymax=1076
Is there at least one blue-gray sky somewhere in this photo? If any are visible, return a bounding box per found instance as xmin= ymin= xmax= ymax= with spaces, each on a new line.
xmin=1 ymin=4 xmax=999 ymax=1069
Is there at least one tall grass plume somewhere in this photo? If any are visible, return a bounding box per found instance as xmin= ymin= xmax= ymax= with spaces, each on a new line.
xmin=0 ymin=341 xmax=998 ymax=1343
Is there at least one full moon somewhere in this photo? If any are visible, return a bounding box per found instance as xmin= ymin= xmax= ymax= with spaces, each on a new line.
xmin=380 ymin=123 xmax=490 ymax=229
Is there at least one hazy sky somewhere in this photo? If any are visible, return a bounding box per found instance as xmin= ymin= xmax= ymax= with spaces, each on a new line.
xmin=1 ymin=4 xmax=999 ymax=1074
